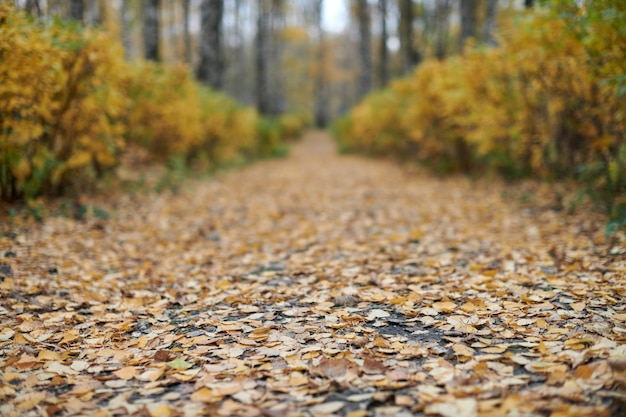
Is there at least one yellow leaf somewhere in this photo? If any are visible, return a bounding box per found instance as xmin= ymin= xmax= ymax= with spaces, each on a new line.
xmin=148 ymin=403 xmax=172 ymax=417
xmin=433 ymin=301 xmax=457 ymax=313
xmin=139 ymin=367 xmax=165 ymax=382
xmin=37 ymin=349 xmax=62 ymax=361
xmin=65 ymin=151 xmax=92 ymax=169
xmin=453 ymin=343 xmax=475 ymax=357
xmin=3 ymin=372 xmax=23 ymax=382
xmin=373 ymin=335 xmax=391 ymax=349
xmin=191 ymin=387 xmax=216 ymax=403
xmin=113 ymin=366 xmax=136 ymax=380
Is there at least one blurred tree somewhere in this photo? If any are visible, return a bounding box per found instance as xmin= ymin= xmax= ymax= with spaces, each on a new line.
xmin=356 ymin=0 xmax=372 ymax=100
xmin=24 ymin=0 xmax=41 ymax=18
xmin=269 ymin=0 xmax=286 ymax=113
xmin=197 ymin=0 xmax=224 ymax=89
xmin=524 ymin=0 xmax=534 ymax=9
xmin=70 ymin=0 xmax=84 ymax=22
xmin=313 ymin=0 xmax=329 ymax=127
xmin=183 ymin=0 xmax=191 ymax=64
xmin=255 ymin=0 xmax=284 ymax=115
xmin=435 ymin=0 xmax=451 ymax=60
xmin=87 ymin=0 xmax=106 ymax=26
xmin=483 ymin=0 xmax=498 ymax=46
xmin=142 ymin=0 xmax=160 ymax=61
xmin=121 ymin=0 xmax=133 ymax=59
xmin=399 ymin=0 xmax=420 ymax=73
xmin=459 ymin=0 xmax=477 ymax=52
xmin=231 ymin=0 xmax=248 ymax=103
xmin=378 ymin=0 xmax=389 ymax=87
xmin=256 ymin=0 xmax=273 ymax=114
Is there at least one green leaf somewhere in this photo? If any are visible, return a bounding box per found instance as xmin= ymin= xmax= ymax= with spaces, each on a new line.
xmin=167 ymin=358 xmax=193 ymax=370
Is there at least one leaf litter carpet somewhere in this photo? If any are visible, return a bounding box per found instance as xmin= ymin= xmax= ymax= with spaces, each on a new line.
xmin=1 ymin=132 xmax=625 ymax=417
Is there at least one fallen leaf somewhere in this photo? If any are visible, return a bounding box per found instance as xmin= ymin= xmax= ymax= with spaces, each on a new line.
xmin=426 ymin=398 xmax=477 ymax=417
xmin=362 ymin=357 xmax=387 ymax=374
xmin=167 ymin=358 xmax=193 ymax=371
xmin=367 ymin=309 xmax=390 ymax=321
xmin=310 ymin=401 xmax=345 ymax=415
xmin=114 ymin=366 xmax=136 ymax=380
xmin=191 ymin=387 xmax=216 ymax=403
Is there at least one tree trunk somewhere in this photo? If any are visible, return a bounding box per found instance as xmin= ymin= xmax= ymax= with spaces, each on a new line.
xmin=459 ymin=0 xmax=477 ymax=53
xmin=269 ymin=0 xmax=285 ymax=114
xmin=121 ymin=0 xmax=133 ymax=60
xmin=183 ymin=0 xmax=192 ymax=64
xmin=524 ymin=0 xmax=534 ymax=9
xmin=255 ymin=0 xmax=284 ymax=115
xmin=87 ymin=0 xmax=104 ymax=26
xmin=142 ymin=0 xmax=160 ymax=61
xmin=197 ymin=0 xmax=224 ymax=89
xmin=24 ymin=0 xmax=41 ymax=18
xmin=483 ymin=0 xmax=498 ymax=46
xmin=378 ymin=0 xmax=389 ymax=87
xmin=356 ymin=0 xmax=372 ymax=101
xmin=70 ymin=0 xmax=84 ymax=22
xmin=435 ymin=0 xmax=450 ymax=60
xmin=313 ymin=0 xmax=328 ymax=127
xmin=233 ymin=0 xmax=247 ymax=103
xmin=399 ymin=0 xmax=419 ymax=73
xmin=256 ymin=0 xmax=273 ymax=115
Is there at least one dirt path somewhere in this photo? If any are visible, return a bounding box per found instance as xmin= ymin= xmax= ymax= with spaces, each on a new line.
xmin=1 ymin=132 xmax=624 ymax=416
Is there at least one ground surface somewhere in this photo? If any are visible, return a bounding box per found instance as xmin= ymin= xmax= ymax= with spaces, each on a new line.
xmin=1 ymin=132 xmax=625 ymax=417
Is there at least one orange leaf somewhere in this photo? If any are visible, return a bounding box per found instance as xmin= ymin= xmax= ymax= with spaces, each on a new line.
xmin=113 ymin=366 xmax=136 ymax=380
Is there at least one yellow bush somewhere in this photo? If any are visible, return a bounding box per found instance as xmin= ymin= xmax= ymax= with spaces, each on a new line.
xmin=334 ymin=2 xmax=626 ymax=210
xmin=124 ymin=62 xmax=202 ymax=162
xmin=0 ymin=4 xmax=290 ymax=202
xmin=279 ymin=112 xmax=312 ymax=141
xmin=0 ymin=5 xmax=127 ymax=200
xmin=196 ymin=89 xmax=259 ymax=164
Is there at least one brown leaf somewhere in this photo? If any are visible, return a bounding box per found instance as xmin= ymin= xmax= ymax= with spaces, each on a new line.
xmin=362 ymin=357 xmax=387 ymax=374
xmin=310 ymin=357 xmax=357 ymax=379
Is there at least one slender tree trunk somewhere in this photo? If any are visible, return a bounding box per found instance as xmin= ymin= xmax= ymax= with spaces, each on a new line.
xmin=356 ymin=0 xmax=372 ymax=101
xmin=435 ymin=0 xmax=450 ymax=60
xmin=378 ymin=0 xmax=389 ymax=87
xmin=142 ymin=0 xmax=160 ymax=61
xmin=25 ymin=0 xmax=42 ymax=18
xmin=197 ymin=0 xmax=224 ymax=89
xmin=399 ymin=0 xmax=419 ymax=73
xmin=183 ymin=0 xmax=191 ymax=64
xmin=270 ymin=0 xmax=285 ymax=113
xmin=88 ymin=0 xmax=104 ymax=26
xmin=313 ymin=0 xmax=328 ymax=127
xmin=256 ymin=0 xmax=284 ymax=115
xmin=524 ymin=0 xmax=534 ymax=8
xmin=256 ymin=0 xmax=273 ymax=115
xmin=459 ymin=0 xmax=477 ymax=53
xmin=70 ymin=0 xmax=84 ymax=22
xmin=233 ymin=0 xmax=247 ymax=102
xmin=483 ymin=0 xmax=498 ymax=46
xmin=121 ymin=0 xmax=133 ymax=60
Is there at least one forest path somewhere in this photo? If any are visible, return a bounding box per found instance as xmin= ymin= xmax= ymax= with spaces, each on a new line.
xmin=1 ymin=131 xmax=624 ymax=416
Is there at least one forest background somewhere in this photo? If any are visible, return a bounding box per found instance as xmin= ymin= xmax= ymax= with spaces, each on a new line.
xmin=0 ymin=0 xmax=625 ymax=236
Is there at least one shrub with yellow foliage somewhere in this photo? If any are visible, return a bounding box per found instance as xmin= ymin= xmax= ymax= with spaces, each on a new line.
xmin=1 ymin=4 xmax=292 ymax=202
xmin=0 ymin=5 xmax=127 ymax=200
xmin=124 ymin=62 xmax=202 ymax=162
xmin=334 ymin=2 xmax=626 ymax=220
xmin=278 ymin=112 xmax=312 ymax=141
